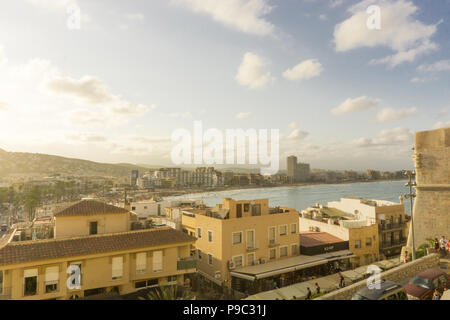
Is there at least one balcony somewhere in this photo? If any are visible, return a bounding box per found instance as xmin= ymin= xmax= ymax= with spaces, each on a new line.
xmin=268 ymin=239 xmax=279 ymax=247
xmin=177 ymin=258 xmax=197 ymax=271
xmin=380 ymin=239 xmax=406 ymax=249
xmin=246 ymin=240 xmax=259 ymax=252
xmin=379 ymin=222 xmax=406 ymax=232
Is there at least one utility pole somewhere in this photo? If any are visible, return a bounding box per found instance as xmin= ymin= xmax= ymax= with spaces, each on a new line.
xmin=404 ymin=170 xmax=417 ymax=260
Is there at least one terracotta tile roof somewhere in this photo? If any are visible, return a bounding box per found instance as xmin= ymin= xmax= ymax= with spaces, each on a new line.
xmin=54 ymin=200 xmax=129 ymax=217
xmin=0 ymin=227 xmax=196 ymax=266
xmin=300 ymin=232 xmax=346 ymax=247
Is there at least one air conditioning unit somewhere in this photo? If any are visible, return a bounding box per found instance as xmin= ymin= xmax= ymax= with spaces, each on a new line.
xmin=215 ymin=271 xmax=222 ymax=279
xmin=228 ymin=261 xmax=236 ymax=270
xmin=260 ymin=258 xmax=266 ymax=264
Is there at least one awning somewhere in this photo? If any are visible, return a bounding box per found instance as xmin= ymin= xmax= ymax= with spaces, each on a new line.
xmin=230 ymin=255 xmax=328 ymax=281
xmin=313 ymin=250 xmax=357 ymax=262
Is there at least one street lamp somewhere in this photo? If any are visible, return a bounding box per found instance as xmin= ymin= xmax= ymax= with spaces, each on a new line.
xmin=404 ymin=170 xmax=417 ymax=260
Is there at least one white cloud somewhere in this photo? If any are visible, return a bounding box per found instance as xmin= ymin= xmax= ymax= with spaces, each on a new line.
xmin=432 ymin=121 xmax=450 ymax=129
xmin=353 ymin=127 xmax=413 ymax=147
xmin=172 ymin=0 xmax=274 ymax=36
xmin=235 ymin=52 xmax=273 ymax=89
xmin=286 ymin=128 xmax=309 ymax=141
xmin=331 ymin=96 xmax=379 ymax=115
xmin=376 ymin=107 xmax=417 ymax=122
xmin=69 ymin=109 xmax=105 ymax=126
xmin=288 ymin=122 xmax=298 ymax=129
xmin=66 ymin=132 xmax=107 ymax=142
xmin=283 ymin=59 xmax=323 ymax=81
xmin=235 ymin=112 xmax=252 ymax=119
xmin=46 ymin=75 xmax=155 ymax=116
xmin=417 ymin=60 xmax=450 ymax=73
xmin=319 ymin=14 xmax=328 ymax=21
xmin=46 ymin=76 xmax=114 ymax=105
xmin=334 ymin=0 xmax=440 ymax=67
xmin=165 ymin=111 xmax=192 ymax=118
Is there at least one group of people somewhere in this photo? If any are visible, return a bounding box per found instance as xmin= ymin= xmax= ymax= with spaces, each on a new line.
xmin=434 ymin=236 xmax=450 ymax=256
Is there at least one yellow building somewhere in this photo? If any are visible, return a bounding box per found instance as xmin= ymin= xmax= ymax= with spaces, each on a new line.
xmin=0 ymin=200 xmax=196 ymax=300
xmin=181 ymin=198 xmax=303 ymax=291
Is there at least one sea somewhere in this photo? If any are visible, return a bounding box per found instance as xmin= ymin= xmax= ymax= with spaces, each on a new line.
xmin=165 ymin=180 xmax=413 ymax=215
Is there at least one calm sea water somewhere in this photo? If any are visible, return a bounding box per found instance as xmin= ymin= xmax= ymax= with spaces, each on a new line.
xmin=166 ymin=180 xmax=412 ymax=215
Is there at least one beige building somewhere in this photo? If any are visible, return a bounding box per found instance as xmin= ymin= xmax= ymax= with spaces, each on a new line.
xmin=299 ymin=205 xmax=380 ymax=267
xmin=181 ymin=198 xmax=300 ymax=290
xmin=327 ymin=197 xmax=409 ymax=258
xmin=0 ymin=200 xmax=196 ymax=300
xmin=406 ymin=127 xmax=450 ymax=253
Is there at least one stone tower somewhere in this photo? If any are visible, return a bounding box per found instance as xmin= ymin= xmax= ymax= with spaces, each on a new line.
xmin=406 ymin=127 xmax=450 ymax=253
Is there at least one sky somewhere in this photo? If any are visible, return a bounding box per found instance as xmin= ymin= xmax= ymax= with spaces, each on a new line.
xmin=0 ymin=0 xmax=449 ymax=171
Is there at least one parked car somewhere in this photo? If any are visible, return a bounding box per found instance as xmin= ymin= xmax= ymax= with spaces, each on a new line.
xmin=403 ymin=268 xmax=450 ymax=300
xmin=351 ymin=280 xmax=408 ymax=300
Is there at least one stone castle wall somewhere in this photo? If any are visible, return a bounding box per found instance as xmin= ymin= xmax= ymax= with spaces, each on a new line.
xmin=407 ymin=127 xmax=450 ymax=250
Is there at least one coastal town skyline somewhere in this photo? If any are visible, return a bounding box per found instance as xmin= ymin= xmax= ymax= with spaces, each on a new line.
xmin=0 ymin=0 xmax=449 ymax=171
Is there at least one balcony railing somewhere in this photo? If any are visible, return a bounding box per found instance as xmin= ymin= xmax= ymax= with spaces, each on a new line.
xmin=379 ymin=222 xmax=406 ymax=232
xmin=177 ymin=258 xmax=197 ymax=271
xmin=380 ymin=239 xmax=406 ymax=249
xmin=246 ymin=240 xmax=259 ymax=251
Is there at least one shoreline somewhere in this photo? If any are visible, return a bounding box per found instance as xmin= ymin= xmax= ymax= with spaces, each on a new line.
xmin=162 ymin=179 xmax=408 ymax=199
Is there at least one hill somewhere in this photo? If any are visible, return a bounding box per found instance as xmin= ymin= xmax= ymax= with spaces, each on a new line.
xmin=0 ymin=150 xmax=149 ymax=178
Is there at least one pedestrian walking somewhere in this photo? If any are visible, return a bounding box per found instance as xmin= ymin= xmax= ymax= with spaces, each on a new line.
xmin=305 ymin=287 xmax=312 ymax=300
xmin=339 ymin=273 xmax=345 ymax=288
xmin=434 ymin=238 xmax=440 ymax=252
xmin=315 ymin=282 xmax=321 ymax=295
xmin=403 ymin=251 xmax=409 ymax=263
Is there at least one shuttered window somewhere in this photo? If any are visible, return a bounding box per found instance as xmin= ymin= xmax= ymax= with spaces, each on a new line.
xmin=45 ymin=266 xmax=59 ymax=283
xmin=152 ymin=251 xmax=163 ymax=273
xmin=112 ymin=257 xmax=123 ymax=280
xmin=136 ymin=253 xmax=147 ymax=274
xmin=24 ymin=269 xmax=38 ymax=278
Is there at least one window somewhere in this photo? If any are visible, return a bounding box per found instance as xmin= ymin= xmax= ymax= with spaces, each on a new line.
xmin=112 ymin=256 xmax=123 ymax=280
xmin=144 ymin=206 xmax=148 ymax=210
xmin=24 ymin=269 xmax=38 ymax=296
xmin=291 ymin=223 xmax=297 ymax=234
xmin=135 ymin=278 xmax=158 ymax=289
xmin=246 ymin=230 xmax=255 ymax=249
xmin=366 ymin=237 xmax=372 ymax=246
xmin=268 ymin=226 xmax=276 ymax=245
xmin=45 ymin=266 xmax=59 ymax=293
xmin=291 ymin=244 xmax=299 ymax=255
xmin=232 ymin=232 xmax=242 ymax=245
xmin=132 ymin=206 xmax=136 ymax=211
xmin=355 ymin=240 xmax=362 ymax=249
xmin=280 ymin=246 xmax=288 ymax=257
xmin=279 ymin=225 xmax=287 ymax=236
xmin=153 ymin=251 xmax=163 ymax=273
xmin=197 ymin=228 xmax=202 ymax=238
xmin=232 ymin=256 xmax=243 ymax=268
xmin=136 ymin=252 xmax=147 ymax=274
xmin=247 ymin=253 xmax=255 ymax=266
xmin=244 ymin=204 xmax=250 ymax=212
xmin=432 ymin=279 xmax=440 ymax=289
xmin=251 ymin=204 xmax=261 ymax=216
xmin=208 ymin=254 xmax=213 ymax=265
xmin=269 ymin=248 xmax=276 ymax=260
xmin=197 ymin=249 xmax=202 ymax=260
xmin=208 ymin=231 xmax=213 ymax=242
xmin=89 ymin=221 xmax=98 ymax=235
xmin=236 ymin=204 xmax=242 ymax=218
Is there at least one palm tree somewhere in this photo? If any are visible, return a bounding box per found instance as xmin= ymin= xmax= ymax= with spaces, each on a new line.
xmin=139 ymin=286 xmax=195 ymax=300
